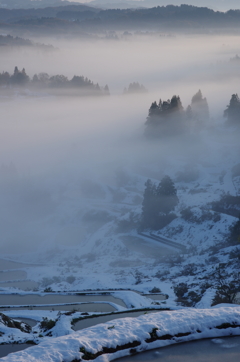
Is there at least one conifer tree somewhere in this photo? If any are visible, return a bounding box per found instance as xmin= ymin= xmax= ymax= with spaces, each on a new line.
xmin=141 ymin=179 xmax=156 ymax=229
xmin=141 ymin=176 xmax=178 ymax=229
xmin=224 ymin=94 xmax=240 ymax=125
xmin=156 ymin=175 xmax=179 ymax=215
xmin=228 ymin=216 xmax=240 ymax=245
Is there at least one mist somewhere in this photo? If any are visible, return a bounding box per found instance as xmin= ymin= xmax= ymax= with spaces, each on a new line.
xmin=1 ymin=4 xmax=240 ymax=357
xmin=0 ymin=31 xmax=240 ymax=256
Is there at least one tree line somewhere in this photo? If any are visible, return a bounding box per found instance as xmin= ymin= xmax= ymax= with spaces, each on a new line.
xmin=0 ymin=66 xmax=110 ymax=96
xmin=3 ymin=4 xmax=240 ymax=31
xmin=145 ymin=90 xmax=240 ymax=137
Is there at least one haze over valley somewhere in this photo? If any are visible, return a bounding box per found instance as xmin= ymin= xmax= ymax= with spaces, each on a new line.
xmin=0 ymin=2 xmax=240 ymax=361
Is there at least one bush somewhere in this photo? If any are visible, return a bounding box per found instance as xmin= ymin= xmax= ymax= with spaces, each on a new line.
xmin=40 ymin=317 xmax=56 ymax=331
xmin=207 ymin=256 xmax=219 ymax=264
xmin=174 ymin=283 xmax=188 ymax=298
xmin=181 ymin=207 xmax=221 ymax=224
xmin=187 ymin=291 xmax=201 ymax=306
xmin=211 ymin=193 xmax=240 ymax=217
xmin=149 ymin=287 xmax=161 ymax=293
xmin=181 ymin=263 xmax=197 ymax=276
xmin=211 ymin=265 xmax=240 ymax=305
xmin=199 ymin=210 xmax=221 ymax=223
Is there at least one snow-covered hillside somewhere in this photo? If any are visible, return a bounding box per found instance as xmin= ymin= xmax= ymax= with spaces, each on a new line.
xmin=0 ymin=122 xmax=239 ymax=308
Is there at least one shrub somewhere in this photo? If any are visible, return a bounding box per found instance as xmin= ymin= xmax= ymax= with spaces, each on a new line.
xmin=211 ymin=193 xmax=240 ymax=217
xmin=181 ymin=263 xmax=197 ymax=276
xmin=174 ymin=283 xmax=188 ymax=298
xmin=211 ymin=265 xmax=240 ymax=305
xmin=149 ymin=287 xmax=161 ymax=293
xmin=40 ymin=317 xmax=56 ymax=331
xmin=207 ymin=256 xmax=219 ymax=264
xmin=187 ymin=291 xmax=201 ymax=305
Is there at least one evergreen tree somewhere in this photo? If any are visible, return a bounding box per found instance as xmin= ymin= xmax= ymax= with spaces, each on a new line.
xmin=156 ymin=175 xmax=179 ymax=215
xmin=224 ymin=94 xmax=240 ymax=125
xmin=228 ymin=216 xmax=240 ymax=245
xmin=145 ymin=95 xmax=186 ymax=138
xmin=32 ymin=74 xmax=39 ymax=83
xmin=141 ymin=176 xmax=178 ymax=229
xmin=191 ymin=89 xmax=209 ymax=124
xmin=0 ymin=71 xmax=10 ymax=85
xmin=141 ymin=179 xmax=157 ymax=229
xmin=123 ymin=82 xmax=147 ymax=94
xmin=104 ymin=85 xmax=110 ymax=95
xmin=11 ymin=66 xmax=29 ymax=86
xmin=13 ymin=66 xmax=19 ymax=76
xmin=186 ymin=105 xmax=193 ymax=120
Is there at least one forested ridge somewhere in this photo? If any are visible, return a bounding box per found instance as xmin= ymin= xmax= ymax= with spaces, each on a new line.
xmin=0 ymin=66 xmax=110 ymax=96
xmin=2 ymin=4 xmax=240 ymax=32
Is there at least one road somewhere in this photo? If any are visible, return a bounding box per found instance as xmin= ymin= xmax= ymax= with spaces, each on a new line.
xmin=138 ymin=231 xmax=187 ymax=253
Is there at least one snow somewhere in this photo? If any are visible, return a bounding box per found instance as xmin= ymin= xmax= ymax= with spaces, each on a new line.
xmin=195 ymin=288 xmax=216 ymax=309
xmin=0 ymin=120 xmax=240 ymax=359
xmin=112 ymin=291 xmax=153 ymax=309
xmin=1 ymin=307 xmax=240 ymax=362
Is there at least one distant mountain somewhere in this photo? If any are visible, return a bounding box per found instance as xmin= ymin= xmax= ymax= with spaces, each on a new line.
xmin=89 ymin=0 xmax=240 ymax=11
xmin=0 ymin=0 xmax=73 ymax=9
xmin=2 ymin=0 xmax=240 ymax=12
xmin=0 ymin=4 xmax=98 ymax=23
xmin=0 ymin=0 xmax=99 ymax=10
xmin=2 ymin=4 xmax=240 ymax=34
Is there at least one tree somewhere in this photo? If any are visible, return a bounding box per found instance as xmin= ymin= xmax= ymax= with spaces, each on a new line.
xmin=141 ymin=176 xmax=178 ymax=230
xmin=11 ymin=66 xmax=29 ymax=86
xmin=186 ymin=105 xmax=193 ymax=120
xmin=224 ymin=94 xmax=240 ymax=125
xmin=145 ymin=95 xmax=186 ymax=138
xmin=141 ymin=179 xmax=157 ymax=229
xmin=0 ymin=71 xmax=10 ymax=85
xmin=32 ymin=74 xmax=39 ymax=83
xmin=104 ymin=85 xmax=110 ymax=95
xmin=49 ymin=74 xmax=68 ymax=88
xmin=211 ymin=264 xmax=240 ymax=305
xmin=123 ymin=82 xmax=147 ymax=94
xmin=156 ymin=175 xmax=179 ymax=215
xmin=190 ymin=89 xmax=209 ymax=129
xmin=13 ymin=66 xmax=19 ymax=76
xmin=228 ymin=215 xmax=240 ymax=245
